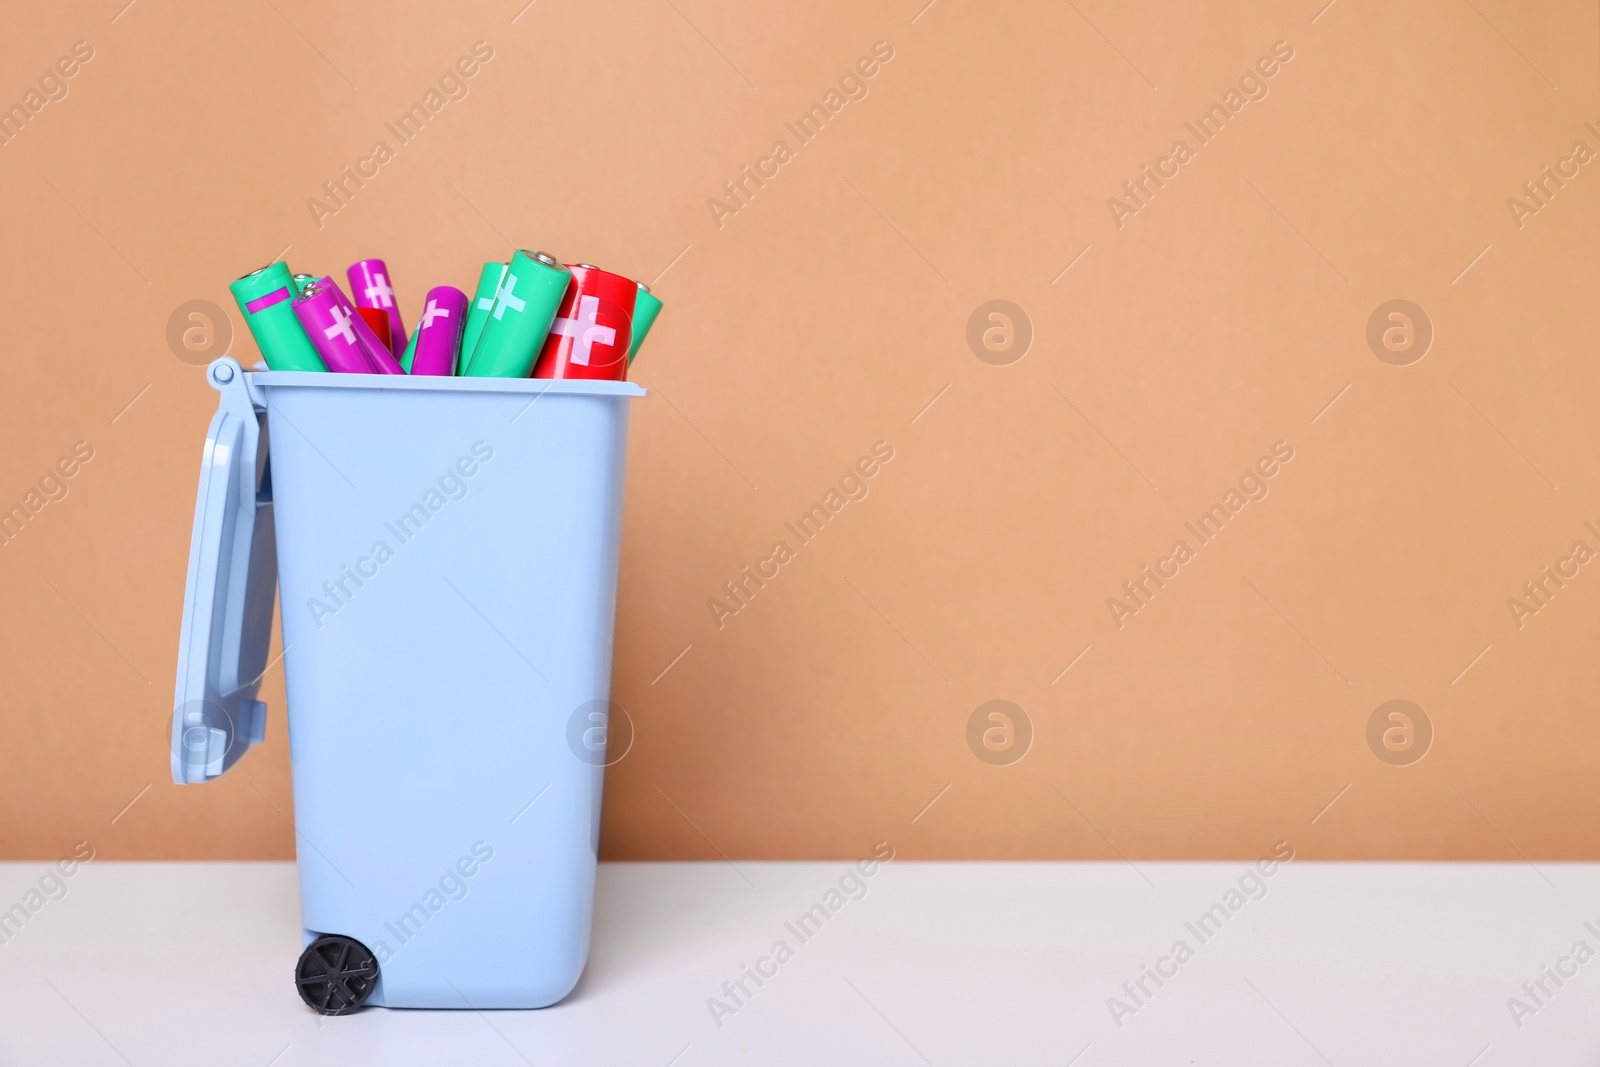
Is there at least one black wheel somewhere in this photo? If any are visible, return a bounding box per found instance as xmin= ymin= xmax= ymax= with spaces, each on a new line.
xmin=295 ymin=935 xmax=378 ymax=1015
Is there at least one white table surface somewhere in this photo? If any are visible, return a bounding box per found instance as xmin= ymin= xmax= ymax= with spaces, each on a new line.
xmin=0 ymin=860 xmax=1595 ymax=1065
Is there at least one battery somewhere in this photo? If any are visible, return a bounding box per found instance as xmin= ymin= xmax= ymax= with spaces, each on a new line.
xmin=458 ymin=261 xmax=507 ymax=376
xmin=347 ymin=258 xmax=408 ymax=355
xmin=292 ymin=273 xmax=318 ymax=295
xmin=627 ymin=281 xmax=663 ymax=365
xmin=229 ymin=263 xmax=325 ymax=372
xmin=410 ymin=286 xmax=468 ymax=376
xmin=531 ymin=263 xmax=636 ymax=381
xmin=293 ymin=277 xmax=405 ymax=375
xmin=357 ymin=308 xmax=393 ymax=352
xmin=331 ymin=279 xmax=405 ymax=374
xmin=398 ymin=329 xmax=419 ymax=373
xmin=464 ymin=251 xmax=571 ymax=378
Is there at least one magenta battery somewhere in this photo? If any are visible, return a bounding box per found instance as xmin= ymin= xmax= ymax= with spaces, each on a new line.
xmin=347 ymin=258 xmax=408 ymax=355
xmin=293 ymin=278 xmax=374 ymax=374
xmin=293 ymin=278 xmax=405 ymax=375
xmin=327 ymin=278 xmax=405 ymax=374
xmin=409 ymin=286 xmax=468 ymax=376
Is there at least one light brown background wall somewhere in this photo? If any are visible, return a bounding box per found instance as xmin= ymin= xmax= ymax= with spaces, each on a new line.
xmin=2 ymin=0 xmax=1596 ymax=862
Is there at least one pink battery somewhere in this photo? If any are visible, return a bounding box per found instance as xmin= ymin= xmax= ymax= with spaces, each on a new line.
xmin=410 ymin=286 xmax=468 ymax=376
xmin=293 ymin=278 xmax=405 ymax=375
xmin=347 ymin=258 xmax=408 ymax=356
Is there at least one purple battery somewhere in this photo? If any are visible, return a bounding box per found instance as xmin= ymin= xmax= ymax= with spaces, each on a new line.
xmin=410 ymin=286 xmax=468 ymax=376
xmin=327 ymin=279 xmax=405 ymax=374
xmin=347 ymin=258 xmax=408 ymax=356
xmin=293 ymin=279 xmax=376 ymax=374
xmin=293 ymin=278 xmax=405 ymax=375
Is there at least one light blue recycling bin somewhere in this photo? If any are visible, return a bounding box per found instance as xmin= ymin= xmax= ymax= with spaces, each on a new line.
xmin=171 ymin=357 xmax=645 ymax=1012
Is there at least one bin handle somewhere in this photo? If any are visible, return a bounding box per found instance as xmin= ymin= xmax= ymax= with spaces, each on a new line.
xmin=209 ymin=356 xmax=267 ymax=412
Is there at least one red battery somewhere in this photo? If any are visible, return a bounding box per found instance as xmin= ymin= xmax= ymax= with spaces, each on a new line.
xmin=357 ymin=308 xmax=393 ymax=352
xmin=531 ymin=264 xmax=636 ymax=381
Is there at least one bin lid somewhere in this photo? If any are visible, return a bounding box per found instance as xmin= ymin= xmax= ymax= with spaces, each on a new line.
xmin=171 ymin=359 xmax=277 ymax=784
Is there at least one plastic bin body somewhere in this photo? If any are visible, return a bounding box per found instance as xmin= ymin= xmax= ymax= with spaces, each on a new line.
xmin=171 ymin=358 xmax=643 ymax=1009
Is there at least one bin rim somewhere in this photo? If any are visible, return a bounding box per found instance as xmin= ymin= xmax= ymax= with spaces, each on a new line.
xmin=246 ymin=368 xmax=647 ymax=399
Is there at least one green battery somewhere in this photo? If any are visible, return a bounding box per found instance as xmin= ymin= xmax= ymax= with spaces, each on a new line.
xmin=458 ymin=261 xmax=507 ymax=376
xmin=398 ymin=329 xmax=419 ymax=373
xmin=464 ymin=251 xmax=571 ymax=379
xmin=229 ymin=263 xmax=325 ymax=372
xmin=627 ymin=282 xmax=663 ymax=365
xmin=291 ymin=273 xmax=318 ymax=295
